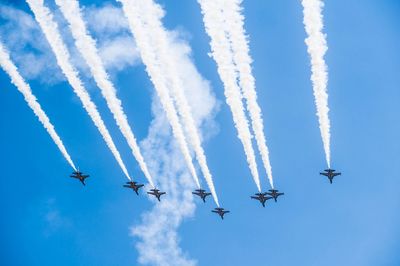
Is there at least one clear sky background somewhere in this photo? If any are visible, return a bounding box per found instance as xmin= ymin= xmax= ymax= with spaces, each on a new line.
xmin=0 ymin=1 xmax=399 ymax=266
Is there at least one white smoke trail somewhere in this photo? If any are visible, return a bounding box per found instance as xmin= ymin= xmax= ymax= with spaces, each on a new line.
xmin=301 ymin=0 xmax=331 ymax=167
xmin=0 ymin=41 xmax=76 ymax=170
xmin=55 ymin=0 xmax=154 ymax=186
xmin=117 ymin=0 xmax=202 ymax=191
xmin=198 ymin=0 xmax=261 ymax=192
xmin=134 ymin=0 xmax=220 ymax=205
xmin=131 ymin=28 xmax=219 ymax=266
xmin=26 ymin=0 xmax=132 ymax=180
xmin=222 ymin=0 xmax=275 ymax=188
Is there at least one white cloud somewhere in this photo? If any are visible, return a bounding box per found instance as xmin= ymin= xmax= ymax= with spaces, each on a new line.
xmin=0 ymin=3 xmax=140 ymax=83
xmin=42 ymin=198 xmax=71 ymax=237
xmin=85 ymin=3 xmax=130 ymax=35
xmin=98 ymin=35 xmax=140 ymax=72
xmin=0 ymin=4 xmax=64 ymax=83
xmin=84 ymin=3 xmax=141 ymax=72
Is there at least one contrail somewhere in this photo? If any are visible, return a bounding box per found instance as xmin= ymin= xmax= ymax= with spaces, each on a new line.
xmin=26 ymin=0 xmax=132 ymax=180
xmin=198 ymin=0 xmax=262 ymax=192
xmin=0 ymin=41 xmax=76 ymax=170
xmin=55 ymin=0 xmax=154 ymax=186
xmin=223 ymin=0 xmax=275 ymax=188
xmin=117 ymin=0 xmax=203 ymax=192
xmin=301 ymin=0 xmax=331 ymax=167
xmin=133 ymin=0 xmax=220 ymax=205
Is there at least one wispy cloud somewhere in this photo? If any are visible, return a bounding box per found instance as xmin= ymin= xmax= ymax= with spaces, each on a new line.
xmin=0 ymin=4 xmax=63 ymax=83
xmin=85 ymin=3 xmax=130 ymax=35
xmin=42 ymin=198 xmax=72 ymax=237
xmin=0 ymin=3 xmax=139 ymax=84
xmin=97 ymin=35 xmax=140 ymax=72
xmin=84 ymin=3 xmax=141 ymax=73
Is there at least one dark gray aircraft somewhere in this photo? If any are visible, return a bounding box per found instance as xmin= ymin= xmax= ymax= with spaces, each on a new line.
xmin=320 ymin=169 xmax=341 ymax=184
xmin=212 ymin=208 xmax=230 ymax=220
xmin=251 ymin=192 xmax=272 ymax=207
xmin=266 ymin=189 xmax=284 ymax=202
xmin=147 ymin=188 xmax=166 ymax=201
xmin=123 ymin=181 xmax=144 ymax=195
xmin=192 ymin=189 xmax=211 ymax=203
xmin=70 ymin=170 xmax=89 ymax=186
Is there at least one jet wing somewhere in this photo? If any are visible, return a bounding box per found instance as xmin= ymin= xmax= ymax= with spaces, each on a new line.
xmin=333 ymin=173 xmax=341 ymax=177
xmin=251 ymin=196 xmax=259 ymax=200
xmin=320 ymin=172 xmax=329 ymax=177
xmin=123 ymin=185 xmax=131 ymax=188
xmin=159 ymin=192 xmax=166 ymax=195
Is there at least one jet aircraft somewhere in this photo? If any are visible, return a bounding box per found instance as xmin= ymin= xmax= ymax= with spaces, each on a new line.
xmin=147 ymin=188 xmax=166 ymax=201
xmin=320 ymin=169 xmax=341 ymax=184
xmin=123 ymin=181 xmax=144 ymax=195
xmin=251 ymin=192 xmax=272 ymax=207
xmin=70 ymin=170 xmax=89 ymax=186
xmin=192 ymin=189 xmax=212 ymax=203
xmin=212 ymin=208 xmax=230 ymax=220
xmin=266 ymin=189 xmax=284 ymax=202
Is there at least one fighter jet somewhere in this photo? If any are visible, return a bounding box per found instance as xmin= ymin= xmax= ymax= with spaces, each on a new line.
xmin=251 ymin=192 xmax=272 ymax=207
xmin=147 ymin=188 xmax=166 ymax=201
xmin=123 ymin=181 xmax=144 ymax=195
xmin=266 ymin=189 xmax=284 ymax=202
xmin=70 ymin=170 xmax=89 ymax=186
xmin=212 ymin=208 xmax=230 ymax=220
xmin=192 ymin=189 xmax=212 ymax=203
xmin=320 ymin=169 xmax=341 ymax=184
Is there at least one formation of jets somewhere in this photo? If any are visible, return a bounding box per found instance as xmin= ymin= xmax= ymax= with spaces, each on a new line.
xmin=69 ymin=168 xmax=341 ymax=220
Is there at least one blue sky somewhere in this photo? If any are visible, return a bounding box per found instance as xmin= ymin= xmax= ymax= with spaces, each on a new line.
xmin=0 ymin=1 xmax=399 ymax=266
